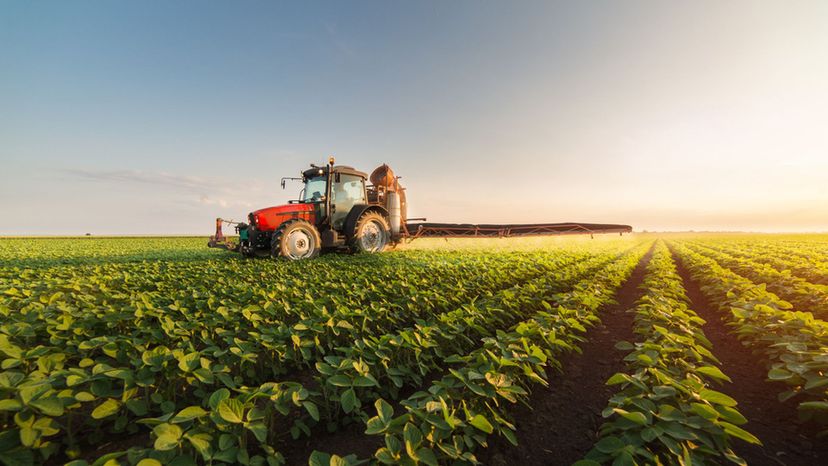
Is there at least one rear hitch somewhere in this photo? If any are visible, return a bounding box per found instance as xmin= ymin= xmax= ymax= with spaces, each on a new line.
xmin=207 ymin=218 xmax=241 ymax=252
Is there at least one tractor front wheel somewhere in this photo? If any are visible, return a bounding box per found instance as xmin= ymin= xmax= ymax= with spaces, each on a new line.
xmin=350 ymin=211 xmax=390 ymax=254
xmin=271 ymin=220 xmax=322 ymax=260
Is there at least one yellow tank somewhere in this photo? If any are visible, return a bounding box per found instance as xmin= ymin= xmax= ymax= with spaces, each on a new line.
xmin=370 ymin=164 xmax=407 ymax=230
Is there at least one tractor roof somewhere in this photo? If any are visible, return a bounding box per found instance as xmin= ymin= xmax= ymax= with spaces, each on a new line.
xmin=333 ymin=166 xmax=368 ymax=178
xmin=302 ymin=165 xmax=368 ymax=180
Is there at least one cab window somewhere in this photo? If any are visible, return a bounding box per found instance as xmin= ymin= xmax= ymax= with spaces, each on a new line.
xmin=331 ymin=174 xmax=366 ymax=229
xmin=332 ymin=174 xmax=366 ymax=203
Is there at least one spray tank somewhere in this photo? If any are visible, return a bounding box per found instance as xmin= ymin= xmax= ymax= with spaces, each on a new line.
xmin=369 ymin=164 xmax=407 ymax=236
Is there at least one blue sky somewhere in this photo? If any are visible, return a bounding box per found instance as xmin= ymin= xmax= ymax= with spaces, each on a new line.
xmin=2 ymin=1 xmax=827 ymax=234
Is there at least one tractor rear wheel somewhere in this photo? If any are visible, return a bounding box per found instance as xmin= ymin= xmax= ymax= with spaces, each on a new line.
xmin=350 ymin=211 xmax=390 ymax=254
xmin=271 ymin=220 xmax=321 ymax=260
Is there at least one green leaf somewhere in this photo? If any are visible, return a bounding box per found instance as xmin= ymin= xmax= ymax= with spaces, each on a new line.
xmin=142 ymin=345 xmax=170 ymax=367
xmin=716 ymin=406 xmax=748 ymax=425
xmin=217 ymin=398 xmax=245 ymax=423
xmin=767 ymin=368 xmax=793 ymax=381
xmin=0 ymin=399 xmax=23 ymax=412
xmin=641 ymin=427 xmax=659 ymax=442
xmin=137 ymin=459 xmax=163 ymax=466
xmin=804 ymin=377 xmax=828 ymax=391
xmin=403 ymin=423 xmax=423 ymax=455
xmin=246 ymin=422 xmax=268 ymax=443
xmin=193 ymin=368 xmax=214 ymax=384
xmin=690 ymin=403 xmax=719 ymax=420
xmin=153 ymin=423 xmax=183 ymax=451
xmin=699 ymin=389 xmax=738 ymax=407
xmin=662 ymin=422 xmax=696 ymax=440
xmin=352 ymin=375 xmax=377 ymax=387
xmin=75 ymin=391 xmax=95 ymax=402
xmin=613 ymin=408 xmax=648 ymax=425
xmin=697 ymin=365 xmax=732 ymax=382
xmin=327 ymin=375 xmax=351 ymax=387
xmin=209 ymin=388 xmax=230 ymax=409
xmin=219 ymin=433 xmax=235 ymax=450
xmin=29 ymin=397 xmax=64 ymax=416
xmin=308 ymin=451 xmax=331 ymax=466
xmin=595 ymin=436 xmax=625 ymax=453
xmin=304 ymin=401 xmax=320 ymax=421
xmin=185 ymin=432 xmax=213 ymax=460
xmin=365 ymin=417 xmax=386 ymax=435
xmin=91 ymin=399 xmax=121 ymax=419
xmin=20 ymin=426 xmax=37 ymax=447
xmin=799 ymin=401 xmax=828 ymax=411
xmin=614 ymin=450 xmax=636 ymax=466
xmin=340 ymin=388 xmax=357 ymax=414
xmin=375 ymin=398 xmax=394 ymax=423
xmin=125 ymin=399 xmax=148 ymax=416
xmin=721 ymin=422 xmax=761 ymax=445
xmin=90 ymin=452 xmax=127 ymax=466
xmin=606 ymin=373 xmax=631 ymax=385
xmin=416 ymin=448 xmax=438 ymax=466
xmin=66 ymin=375 xmax=85 ymax=387
xmin=171 ymin=406 xmax=208 ymax=423
xmin=177 ymin=352 xmax=200 ymax=372
xmin=468 ymin=414 xmax=494 ymax=434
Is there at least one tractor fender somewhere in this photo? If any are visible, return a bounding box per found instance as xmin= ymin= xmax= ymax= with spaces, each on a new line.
xmin=344 ymin=204 xmax=389 ymax=239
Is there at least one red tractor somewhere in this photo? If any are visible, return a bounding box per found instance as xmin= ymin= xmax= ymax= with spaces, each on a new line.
xmin=209 ymin=157 xmax=406 ymax=260
xmin=209 ymin=157 xmax=633 ymax=260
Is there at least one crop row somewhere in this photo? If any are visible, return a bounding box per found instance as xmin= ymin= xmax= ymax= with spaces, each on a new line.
xmin=681 ymin=241 xmax=828 ymax=319
xmin=670 ymin=241 xmax=828 ymax=434
xmin=350 ymin=242 xmax=652 ymax=464
xmin=581 ymin=241 xmax=757 ymax=466
xmin=1 ymin=249 xmax=581 ymax=333
xmin=0 ymin=237 xmax=218 ymax=267
xmin=688 ymin=238 xmax=828 ymax=286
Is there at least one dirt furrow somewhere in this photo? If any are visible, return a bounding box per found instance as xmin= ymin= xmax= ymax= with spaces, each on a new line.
xmin=479 ymin=246 xmax=654 ymax=466
xmin=670 ymin=247 xmax=828 ymax=466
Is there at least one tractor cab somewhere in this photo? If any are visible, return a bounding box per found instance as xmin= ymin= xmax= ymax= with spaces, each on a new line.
xmin=298 ymin=165 xmax=370 ymax=232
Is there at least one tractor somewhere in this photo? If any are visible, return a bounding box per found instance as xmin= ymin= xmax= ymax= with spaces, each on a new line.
xmin=209 ymin=157 xmax=406 ymax=260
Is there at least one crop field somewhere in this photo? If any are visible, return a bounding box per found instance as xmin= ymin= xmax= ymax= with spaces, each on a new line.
xmin=1 ymin=235 xmax=827 ymax=466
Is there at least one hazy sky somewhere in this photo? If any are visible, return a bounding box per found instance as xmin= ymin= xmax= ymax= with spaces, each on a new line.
xmin=2 ymin=1 xmax=827 ymax=234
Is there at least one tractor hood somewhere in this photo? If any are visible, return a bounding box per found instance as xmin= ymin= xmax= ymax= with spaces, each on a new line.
xmin=250 ymin=203 xmax=315 ymax=231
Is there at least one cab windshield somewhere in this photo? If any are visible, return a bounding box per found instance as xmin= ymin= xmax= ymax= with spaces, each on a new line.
xmin=303 ymin=176 xmax=327 ymax=202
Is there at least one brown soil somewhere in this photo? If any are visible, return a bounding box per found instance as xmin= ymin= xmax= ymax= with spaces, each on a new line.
xmin=671 ymin=248 xmax=828 ymax=466
xmin=281 ymin=418 xmax=383 ymax=465
xmin=478 ymin=246 xmax=654 ymax=466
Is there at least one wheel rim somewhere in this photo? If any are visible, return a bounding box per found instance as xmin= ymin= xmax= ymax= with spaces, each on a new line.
xmin=285 ymin=228 xmax=316 ymax=259
xmin=359 ymin=220 xmax=387 ymax=252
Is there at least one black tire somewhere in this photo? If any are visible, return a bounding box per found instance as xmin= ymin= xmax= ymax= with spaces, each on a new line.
xmin=349 ymin=211 xmax=391 ymax=254
xmin=240 ymin=241 xmax=256 ymax=258
xmin=271 ymin=219 xmax=322 ymax=260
